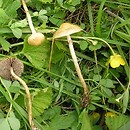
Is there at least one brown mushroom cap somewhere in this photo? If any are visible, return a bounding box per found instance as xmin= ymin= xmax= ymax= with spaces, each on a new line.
xmin=0 ymin=58 xmax=24 ymax=80
xmin=53 ymin=23 xmax=82 ymax=39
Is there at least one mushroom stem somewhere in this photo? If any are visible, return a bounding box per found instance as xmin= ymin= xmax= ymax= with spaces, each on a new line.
xmin=10 ymin=67 xmax=34 ymax=129
xmin=67 ymin=35 xmax=89 ymax=106
xmin=21 ymin=0 xmax=36 ymax=34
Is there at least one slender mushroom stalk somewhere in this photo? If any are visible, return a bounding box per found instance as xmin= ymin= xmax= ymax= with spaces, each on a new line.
xmin=0 ymin=58 xmax=35 ymax=130
xmin=10 ymin=67 xmax=34 ymax=129
xmin=21 ymin=0 xmax=45 ymax=46
xmin=52 ymin=23 xmax=89 ymax=107
xmin=67 ymin=35 xmax=89 ymax=106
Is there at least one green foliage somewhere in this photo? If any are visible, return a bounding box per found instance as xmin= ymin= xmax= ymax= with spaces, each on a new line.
xmin=105 ymin=114 xmax=130 ymax=130
xmin=22 ymin=37 xmax=50 ymax=68
xmin=42 ymin=106 xmax=78 ymax=130
xmin=0 ymin=0 xmax=129 ymax=129
xmin=32 ymin=88 xmax=53 ymax=117
xmin=38 ymin=0 xmax=52 ymax=3
xmin=80 ymin=40 xmax=88 ymax=50
xmin=79 ymin=110 xmax=92 ymax=130
xmin=122 ymin=88 xmax=129 ymax=113
xmin=0 ymin=112 xmax=20 ymax=130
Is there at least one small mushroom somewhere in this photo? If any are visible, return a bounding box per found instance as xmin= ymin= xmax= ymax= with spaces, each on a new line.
xmin=0 ymin=58 xmax=34 ymax=129
xmin=21 ymin=0 xmax=45 ymax=46
xmin=0 ymin=58 xmax=24 ymax=80
xmin=51 ymin=23 xmax=89 ymax=107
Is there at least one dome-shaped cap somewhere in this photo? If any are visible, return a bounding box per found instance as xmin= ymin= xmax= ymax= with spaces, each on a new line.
xmin=53 ymin=23 xmax=82 ymax=39
xmin=0 ymin=58 xmax=24 ymax=80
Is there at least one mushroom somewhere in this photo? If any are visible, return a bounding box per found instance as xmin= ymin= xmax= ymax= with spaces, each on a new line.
xmin=51 ymin=23 xmax=89 ymax=107
xmin=21 ymin=0 xmax=45 ymax=46
xmin=0 ymin=58 xmax=34 ymax=129
xmin=0 ymin=58 xmax=23 ymax=80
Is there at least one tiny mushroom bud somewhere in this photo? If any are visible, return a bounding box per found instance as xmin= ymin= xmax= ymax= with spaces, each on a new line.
xmin=21 ymin=0 xmax=45 ymax=46
xmin=28 ymin=32 xmax=45 ymax=46
xmin=52 ymin=23 xmax=89 ymax=107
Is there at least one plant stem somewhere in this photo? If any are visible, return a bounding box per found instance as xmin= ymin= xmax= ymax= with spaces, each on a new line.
xmin=67 ymin=35 xmax=89 ymax=107
xmin=21 ymin=0 xmax=36 ymax=34
xmin=49 ymin=38 xmax=55 ymax=71
xmin=10 ymin=67 xmax=34 ymax=130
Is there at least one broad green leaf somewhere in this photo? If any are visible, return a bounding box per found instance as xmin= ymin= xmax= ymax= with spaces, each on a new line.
xmin=53 ymin=11 xmax=65 ymax=19
xmin=0 ymin=0 xmax=3 ymax=7
xmin=90 ymin=95 xmax=101 ymax=101
xmin=38 ymin=15 xmax=48 ymax=22
xmin=55 ymin=41 xmax=67 ymax=51
xmin=11 ymin=19 xmax=28 ymax=28
xmin=22 ymin=36 xmax=50 ymax=68
xmin=88 ymin=104 xmax=96 ymax=110
xmin=100 ymin=79 xmax=114 ymax=88
xmin=0 ymin=78 xmax=11 ymax=88
xmin=79 ymin=109 xmax=92 ymax=130
xmin=0 ymin=118 xmax=10 ymax=130
xmin=11 ymin=28 xmax=22 ymax=38
xmin=105 ymin=114 xmax=130 ymax=130
xmin=89 ymin=42 xmax=102 ymax=51
xmin=51 ymin=43 xmax=65 ymax=64
xmin=9 ymin=81 xmax=21 ymax=93
xmin=8 ymin=117 xmax=20 ymax=130
xmin=43 ymin=106 xmax=61 ymax=120
xmin=49 ymin=17 xmax=63 ymax=27
xmin=122 ymin=88 xmax=129 ymax=113
xmin=71 ymin=0 xmax=80 ymax=6
xmin=39 ymin=9 xmax=47 ymax=15
xmin=57 ymin=0 xmax=63 ymax=6
xmin=80 ymin=40 xmax=88 ymax=50
xmin=118 ymin=121 xmax=130 ymax=130
xmin=32 ymin=88 xmax=52 ymax=117
xmin=50 ymin=111 xmax=77 ymax=130
xmin=102 ymin=87 xmax=113 ymax=97
xmin=0 ymin=84 xmax=28 ymax=126
xmin=3 ymin=0 xmax=21 ymax=18
xmin=92 ymin=125 xmax=103 ymax=130
xmin=63 ymin=3 xmax=76 ymax=12
xmin=0 ymin=36 xmax=10 ymax=52
xmin=0 ymin=8 xmax=10 ymax=25
xmin=38 ymin=9 xmax=48 ymax=22
xmin=93 ymin=75 xmax=101 ymax=81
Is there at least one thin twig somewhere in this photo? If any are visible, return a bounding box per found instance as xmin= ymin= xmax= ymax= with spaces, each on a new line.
xmin=10 ymin=67 xmax=34 ymax=129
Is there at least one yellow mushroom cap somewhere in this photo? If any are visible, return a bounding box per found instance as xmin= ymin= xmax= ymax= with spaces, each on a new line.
xmin=53 ymin=23 xmax=82 ymax=39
